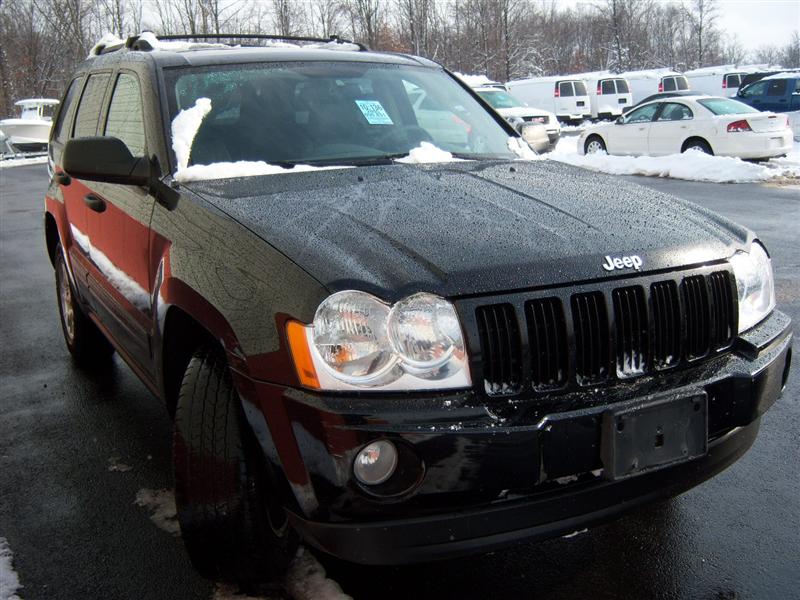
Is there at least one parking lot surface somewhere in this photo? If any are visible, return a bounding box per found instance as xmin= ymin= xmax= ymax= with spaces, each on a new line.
xmin=1 ymin=164 xmax=798 ymax=600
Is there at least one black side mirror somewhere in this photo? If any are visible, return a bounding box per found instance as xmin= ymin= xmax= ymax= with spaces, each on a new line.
xmin=615 ymin=115 xmax=625 ymax=124
xmin=63 ymin=136 xmax=149 ymax=186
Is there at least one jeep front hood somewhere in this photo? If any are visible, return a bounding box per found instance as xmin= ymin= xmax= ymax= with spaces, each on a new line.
xmin=185 ymin=159 xmax=751 ymax=301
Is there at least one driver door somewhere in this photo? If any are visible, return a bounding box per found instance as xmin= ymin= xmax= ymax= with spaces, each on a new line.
xmin=608 ymin=103 xmax=659 ymax=155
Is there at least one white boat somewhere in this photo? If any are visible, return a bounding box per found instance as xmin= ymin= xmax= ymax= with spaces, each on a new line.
xmin=0 ymin=98 xmax=59 ymax=151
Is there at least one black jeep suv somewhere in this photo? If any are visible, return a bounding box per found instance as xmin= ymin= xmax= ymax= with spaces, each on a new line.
xmin=44 ymin=33 xmax=792 ymax=583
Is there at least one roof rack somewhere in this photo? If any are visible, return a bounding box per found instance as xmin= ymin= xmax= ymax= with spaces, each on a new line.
xmin=124 ymin=33 xmax=369 ymax=52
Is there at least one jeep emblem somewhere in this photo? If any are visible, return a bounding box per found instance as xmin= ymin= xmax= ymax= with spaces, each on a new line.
xmin=602 ymin=254 xmax=643 ymax=271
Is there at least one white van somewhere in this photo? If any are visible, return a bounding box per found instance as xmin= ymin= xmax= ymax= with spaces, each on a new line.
xmin=684 ymin=66 xmax=750 ymax=97
xmin=579 ymin=72 xmax=633 ymax=119
xmin=620 ymin=69 xmax=690 ymax=104
xmin=506 ymin=76 xmax=591 ymax=123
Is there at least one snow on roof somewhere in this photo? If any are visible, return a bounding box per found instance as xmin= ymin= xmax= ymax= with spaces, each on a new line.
xmin=763 ymin=71 xmax=800 ymax=80
xmin=454 ymin=72 xmax=498 ymax=87
xmin=507 ymin=74 xmax=589 ymax=85
xmin=88 ymin=32 xmax=125 ymax=57
xmin=14 ymin=98 xmax=59 ymax=106
xmin=616 ymin=68 xmax=683 ymax=79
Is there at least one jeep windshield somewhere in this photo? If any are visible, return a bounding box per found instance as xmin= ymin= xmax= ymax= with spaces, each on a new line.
xmin=164 ymin=62 xmax=519 ymax=168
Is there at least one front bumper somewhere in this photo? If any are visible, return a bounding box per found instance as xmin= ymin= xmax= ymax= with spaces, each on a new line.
xmin=240 ymin=311 xmax=791 ymax=565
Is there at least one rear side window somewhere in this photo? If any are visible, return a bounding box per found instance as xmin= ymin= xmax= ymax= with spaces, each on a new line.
xmin=662 ymin=77 xmax=676 ymax=92
xmin=656 ymin=102 xmax=693 ymax=121
xmin=676 ymin=76 xmax=689 ymax=90
xmin=601 ymin=80 xmax=615 ymax=95
xmin=616 ymin=79 xmax=629 ymax=93
xmin=573 ymin=81 xmax=587 ymax=96
xmin=105 ymin=73 xmax=146 ymax=156
xmin=767 ymin=80 xmax=788 ymax=96
xmin=73 ymin=73 xmax=110 ymax=138
xmin=558 ymin=82 xmax=574 ymax=97
xmin=725 ymin=74 xmax=742 ymax=89
xmin=52 ymin=78 xmax=82 ymax=143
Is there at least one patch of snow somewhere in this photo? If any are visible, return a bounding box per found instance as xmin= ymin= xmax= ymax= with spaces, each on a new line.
xmin=213 ymin=583 xmax=280 ymax=600
xmin=307 ymin=41 xmax=362 ymax=52
xmin=554 ymin=475 xmax=579 ymax=485
xmin=562 ymin=528 xmax=589 ymax=539
xmin=107 ymin=455 xmax=132 ymax=472
xmin=0 ymin=156 xmax=48 ymax=168
xmin=175 ymin=161 xmax=347 ymax=183
xmin=70 ymin=224 xmax=151 ymax=310
xmin=0 ymin=538 xmax=22 ymax=600
xmin=172 ymin=97 xmax=212 ymax=171
xmin=88 ymin=32 xmax=125 ymax=57
xmin=551 ymin=148 xmax=800 ymax=184
xmin=134 ymin=488 xmax=181 ymax=536
xmin=453 ymin=72 xmax=497 ymax=87
xmin=507 ymin=137 xmax=540 ymax=160
xmin=286 ymin=547 xmax=352 ymax=600
xmin=137 ymin=31 xmax=230 ymax=52
xmin=396 ymin=141 xmax=461 ymax=164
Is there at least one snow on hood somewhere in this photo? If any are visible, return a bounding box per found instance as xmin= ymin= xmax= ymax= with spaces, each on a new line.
xmin=552 ymin=148 xmax=800 ymax=183
xmin=396 ymin=142 xmax=462 ymax=164
xmin=175 ymin=161 xmax=348 ymax=183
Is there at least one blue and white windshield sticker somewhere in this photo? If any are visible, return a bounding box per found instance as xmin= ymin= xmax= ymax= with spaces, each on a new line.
xmin=355 ymin=100 xmax=394 ymax=125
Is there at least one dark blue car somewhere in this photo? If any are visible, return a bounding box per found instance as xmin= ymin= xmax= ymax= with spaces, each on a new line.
xmin=736 ymin=73 xmax=800 ymax=113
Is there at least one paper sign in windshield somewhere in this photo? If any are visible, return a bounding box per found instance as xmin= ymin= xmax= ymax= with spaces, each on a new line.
xmin=355 ymin=100 xmax=394 ymax=125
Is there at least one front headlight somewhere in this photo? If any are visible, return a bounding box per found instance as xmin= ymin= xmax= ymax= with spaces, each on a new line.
xmin=730 ymin=242 xmax=775 ymax=333
xmin=287 ymin=290 xmax=471 ymax=391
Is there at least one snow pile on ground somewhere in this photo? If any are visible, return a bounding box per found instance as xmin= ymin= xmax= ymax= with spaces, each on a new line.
xmin=134 ymin=488 xmax=181 ymax=536
xmin=0 ymin=538 xmax=22 ymax=600
xmin=551 ymin=136 xmax=800 ymax=183
xmin=285 ymin=547 xmax=352 ymax=600
xmin=0 ymin=156 xmax=47 ymax=168
xmin=172 ymin=97 xmax=213 ymax=171
xmin=552 ymin=149 xmax=798 ymax=183
xmin=396 ymin=141 xmax=461 ymax=164
xmin=454 ymin=72 xmax=496 ymax=87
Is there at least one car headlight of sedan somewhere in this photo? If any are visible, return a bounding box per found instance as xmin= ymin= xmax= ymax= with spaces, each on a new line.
xmin=287 ymin=291 xmax=471 ymax=391
xmin=730 ymin=242 xmax=775 ymax=333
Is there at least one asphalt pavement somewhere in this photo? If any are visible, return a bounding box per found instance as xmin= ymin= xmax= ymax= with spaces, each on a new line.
xmin=1 ymin=164 xmax=798 ymax=600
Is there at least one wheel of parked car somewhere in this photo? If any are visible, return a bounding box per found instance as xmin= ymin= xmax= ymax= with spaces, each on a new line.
xmin=682 ymin=138 xmax=713 ymax=155
xmin=173 ymin=346 xmax=299 ymax=584
xmin=584 ymin=135 xmax=606 ymax=154
xmin=54 ymin=244 xmax=114 ymax=364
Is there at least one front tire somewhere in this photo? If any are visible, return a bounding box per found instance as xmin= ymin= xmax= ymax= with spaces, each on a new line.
xmin=173 ymin=347 xmax=299 ymax=584
xmin=584 ymin=135 xmax=607 ymax=154
xmin=54 ymin=244 xmax=114 ymax=364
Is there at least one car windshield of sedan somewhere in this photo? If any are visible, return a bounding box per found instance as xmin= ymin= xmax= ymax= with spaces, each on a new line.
xmin=165 ymin=62 xmax=519 ymax=168
xmin=476 ymin=90 xmax=525 ymax=110
xmin=697 ymin=98 xmax=760 ymax=116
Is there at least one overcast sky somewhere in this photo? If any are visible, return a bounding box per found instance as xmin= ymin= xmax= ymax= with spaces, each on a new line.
xmin=563 ymin=0 xmax=799 ymax=51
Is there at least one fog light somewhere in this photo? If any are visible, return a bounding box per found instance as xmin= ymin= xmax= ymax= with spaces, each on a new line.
xmin=354 ymin=440 xmax=397 ymax=486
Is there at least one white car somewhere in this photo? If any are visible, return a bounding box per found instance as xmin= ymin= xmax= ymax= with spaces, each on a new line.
xmin=578 ymin=95 xmax=793 ymax=160
xmin=473 ymin=86 xmax=561 ymax=151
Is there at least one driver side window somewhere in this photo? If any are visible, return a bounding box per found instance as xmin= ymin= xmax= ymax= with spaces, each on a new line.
xmin=626 ymin=103 xmax=659 ymax=123
xmin=105 ymin=73 xmax=146 ymax=156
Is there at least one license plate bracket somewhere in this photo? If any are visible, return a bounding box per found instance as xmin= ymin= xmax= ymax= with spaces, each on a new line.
xmin=601 ymin=393 xmax=707 ymax=480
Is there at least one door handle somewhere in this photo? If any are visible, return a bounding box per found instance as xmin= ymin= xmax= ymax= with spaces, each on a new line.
xmin=54 ymin=172 xmax=71 ymax=186
xmin=84 ymin=194 xmax=106 ymax=213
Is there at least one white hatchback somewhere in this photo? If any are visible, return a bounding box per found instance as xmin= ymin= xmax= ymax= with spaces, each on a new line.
xmin=578 ymin=95 xmax=793 ymax=160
